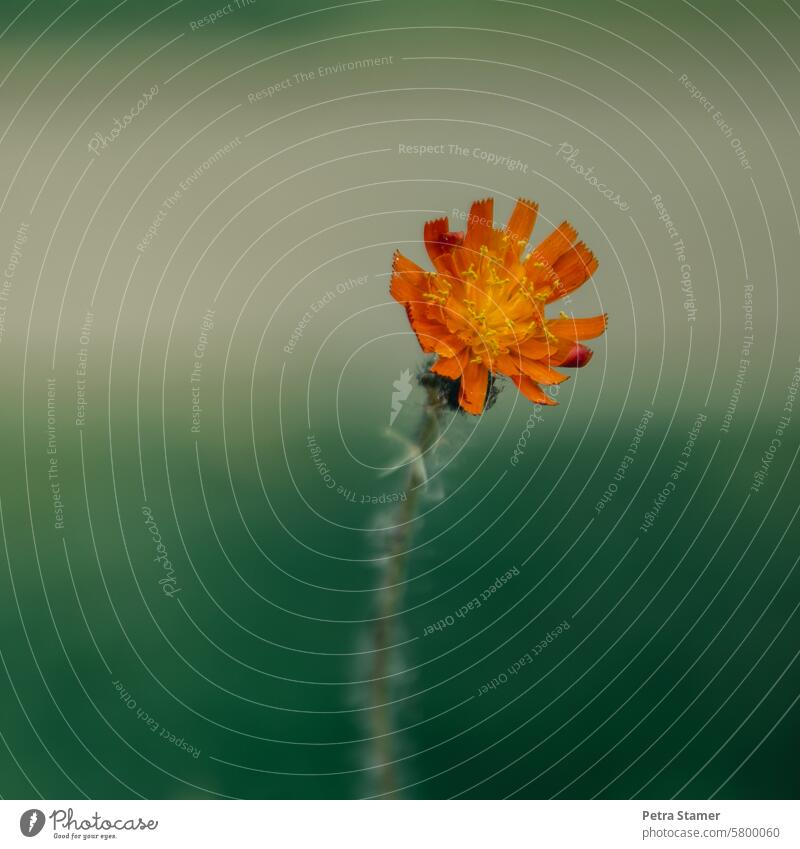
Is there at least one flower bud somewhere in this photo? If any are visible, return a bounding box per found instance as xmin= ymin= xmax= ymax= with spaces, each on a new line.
xmin=438 ymin=230 xmax=464 ymax=247
xmin=559 ymin=343 xmax=593 ymax=367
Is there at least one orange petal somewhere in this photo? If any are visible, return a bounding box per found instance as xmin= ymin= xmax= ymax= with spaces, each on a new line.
xmin=463 ymin=198 xmax=494 ymax=252
xmin=390 ymin=251 xmax=427 ymax=303
xmin=424 ymin=216 xmax=450 ymax=264
xmin=505 ymin=198 xmax=538 ymax=248
xmin=431 ymin=248 xmax=460 ymax=281
xmin=549 ymin=242 xmax=598 ymax=301
xmin=553 ymin=241 xmax=598 ymax=285
xmin=431 ymin=353 xmax=464 ymax=379
xmin=431 ymin=334 xmax=466 ymax=358
xmin=493 ymin=352 xmax=523 ymax=376
xmin=511 ymin=375 xmax=558 ymax=406
xmin=458 ymin=359 xmax=488 ymax=415
xmin=531 ymin=221 xmax=578 ymax=266
xmin=519 ymin=357 xmax=569 ymax=385
xmin=548 ymin=314 xmax=608 ymax=341
xmin=404 ymin=301 xmax=448 ymax=353
xmin=515 ymin=337 xmax=552 ymax=359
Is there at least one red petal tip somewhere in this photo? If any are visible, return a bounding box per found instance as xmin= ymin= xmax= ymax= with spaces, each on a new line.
xmin=439 ymin=230 xmax=464 ymax=247
xmin=560 ymin=343 xmax=594 ymax=368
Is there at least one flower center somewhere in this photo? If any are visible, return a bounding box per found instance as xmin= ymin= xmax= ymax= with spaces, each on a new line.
xmin=430 ymin=244 xmax=558 ymax=361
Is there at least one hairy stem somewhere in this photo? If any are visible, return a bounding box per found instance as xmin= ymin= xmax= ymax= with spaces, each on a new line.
xmin=368 ymin=383 xmax=441 ymax=798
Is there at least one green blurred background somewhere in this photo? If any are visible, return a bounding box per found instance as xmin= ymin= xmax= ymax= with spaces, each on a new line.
xmin=0 ymin=0 xmax=798 ymax=799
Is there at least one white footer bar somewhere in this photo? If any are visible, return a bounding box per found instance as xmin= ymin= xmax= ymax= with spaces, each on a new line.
xmin=2 ymin=800 xmax=797 ymax=848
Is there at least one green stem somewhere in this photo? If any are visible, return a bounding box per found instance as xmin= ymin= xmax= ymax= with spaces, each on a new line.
xmin=368 ymin=383 xmax=441 ymax=798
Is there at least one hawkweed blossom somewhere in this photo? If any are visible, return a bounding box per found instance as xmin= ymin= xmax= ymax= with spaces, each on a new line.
xmin=390 ymin=197 xmax=606 ymax=413
xmin=367 ymin=199 xmax=607 ymax=797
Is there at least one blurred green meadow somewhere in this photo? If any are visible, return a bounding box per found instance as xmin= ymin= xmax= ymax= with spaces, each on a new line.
xmin=0 ymin=0 xmax=798 ymax=799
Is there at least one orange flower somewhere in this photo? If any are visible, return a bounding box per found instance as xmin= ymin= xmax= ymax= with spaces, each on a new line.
xmin=390 ymin=198 xmax=607 ymax=414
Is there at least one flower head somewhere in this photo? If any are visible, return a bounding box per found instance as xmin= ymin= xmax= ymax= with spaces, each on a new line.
xmin=390 ymin=198 xmax=607 ymax=414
